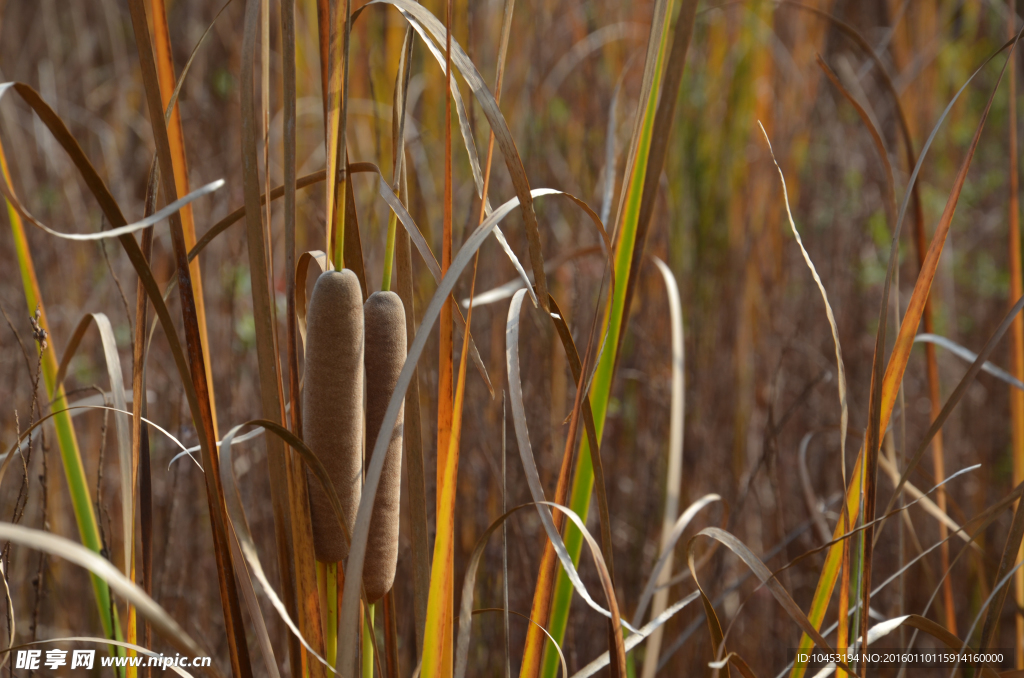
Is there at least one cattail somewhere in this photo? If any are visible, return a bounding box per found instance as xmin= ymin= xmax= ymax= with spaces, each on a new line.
xmin=303 ymin=269 xmax=364 ymax=562
xmin=362 ymin=290 xmax=406 ymax=602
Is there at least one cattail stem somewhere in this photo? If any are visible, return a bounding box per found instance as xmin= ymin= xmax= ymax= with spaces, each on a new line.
xmin=327 ymin=561 xmax=339 ymax=668
xmin=381 ymin=210 xmax=398 ymax=292
xmin=315 ymin=548 xmax=340 ymax=670
xmin=333 ymin=177 xmax=347 ymax=271
xmin=362 ymin=604 xmax=375 ymax=678
xmin=317 ymin=560 xmax=327 ymax=635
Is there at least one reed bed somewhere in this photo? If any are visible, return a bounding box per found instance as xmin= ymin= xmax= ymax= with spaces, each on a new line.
xmin=5 ymin=1 xmax=1024 ymax=677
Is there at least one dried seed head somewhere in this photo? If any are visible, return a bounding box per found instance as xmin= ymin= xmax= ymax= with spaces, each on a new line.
xmin=303 ymin=269 xmax=364 ymax=562
xmin=362 ymin=290 xmax=406 ymax=602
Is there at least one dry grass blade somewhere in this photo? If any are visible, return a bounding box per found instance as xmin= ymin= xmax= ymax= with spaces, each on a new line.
xmin=631 ymin=494 xmax=719 ymax=628
xmin=380 ymin=25 xmax=414 ymax=293
xmin=461 ymin=608 xmax=566 ymax=678
xmin=914 ymin=334 xmax=1024 ymax=390
xmin=877 ymin=452 xmax=973 ymax=547
xmin=190 ymin=170 xmax=327 ymax=260
xmin=477 ymin=0 xmax=514 ymax=225
xmin=315 ymin=0 xmax=329 ymax=121
xmin=709 ymin=653 xmax=758 ymax=678
xmin=391 ymin=27 xmax=414 ymax=181
xmin=571 ymin=592 xmax=701 ymax=678
xmin=505 ymin=288 xmax=629 ymax=678
xmin=690 ymin=554 xmax=729 ymax=678
xmin=52 ymin=314 xmax=132 ymax=578
xmin=758 ymin=123 xmax=848 ymax=508
xmin=640 ymin=256 xmax=688 ymax=678
xmin=462 ymin=247 xmax=604 ymax=309
xmin=241 ymin=0 xmax=288 ymax=445
xmin=295 ymin=250 xmax=330 ymax=345
xmin=688 ymin=528 xmax=856 ymax=676
xmin=282 ymin=0 xmax=299 ymax=430
xmin=0 ymin=523 xmax=207 ymax=662
xmin=0 ymin=117 xmax=225 ymax=239
xmin=797 ymin=434 xmax=832 ymax=545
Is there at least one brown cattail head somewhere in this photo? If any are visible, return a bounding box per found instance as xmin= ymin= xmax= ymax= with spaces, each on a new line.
xmin=303 ymin=269 xmax=364 ymax=562
xmin=362 ymin=290 xmax=406 ymax=602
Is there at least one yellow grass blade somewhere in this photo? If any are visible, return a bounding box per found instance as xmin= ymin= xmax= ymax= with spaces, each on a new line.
xmin=423 ymin=256 xmax=478 ymax=678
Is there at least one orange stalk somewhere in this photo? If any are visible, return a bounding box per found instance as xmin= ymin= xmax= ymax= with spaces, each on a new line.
xmin=146 ymin=0 xmax=219 ymax=436
xmin=433 ymin=0 xmax=456 ymax=673
xmin=1008 ymin=1 xmax=1024 ymax=669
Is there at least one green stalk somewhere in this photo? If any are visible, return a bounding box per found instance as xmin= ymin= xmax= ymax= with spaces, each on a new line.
xmin=540 ymin=4 xmax=674 ymax=675
xmin=363 ymin=603 xmax=375 ymax=678
xmin=328 ymin=562 xmax=339 ymax=668
xmin=0 ymin=141 xmax=119 ymax=644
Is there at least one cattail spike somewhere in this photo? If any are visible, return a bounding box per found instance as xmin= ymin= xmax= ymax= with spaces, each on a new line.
xmin=363 ymin=290 xmax=406 ymax=602
xmin=303 ymin=269 xmax=364 ymax=562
